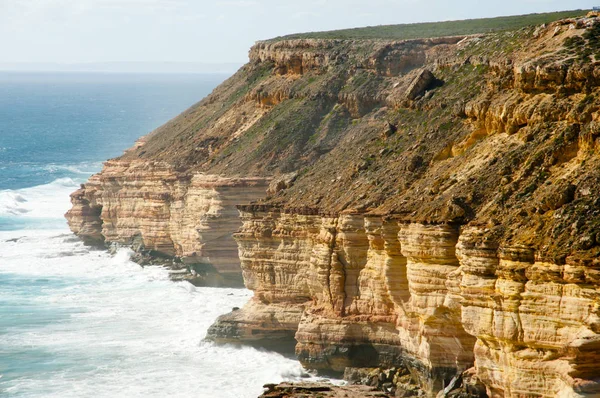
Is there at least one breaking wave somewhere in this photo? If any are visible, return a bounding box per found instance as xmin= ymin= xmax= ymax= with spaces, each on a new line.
xmin=0 ymin=178 xmax=82 ymax=230
xmin=0 ymin=230 xmax=313 ymax=398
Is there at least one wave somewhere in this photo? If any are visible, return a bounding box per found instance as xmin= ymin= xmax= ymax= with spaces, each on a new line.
xmin=0 ymin=230 xmax=320 ymax=398
xmin=0 ymin=178 xmax=81 ymax=222
xmin=42 ymin=162 xmax=103 ymax=175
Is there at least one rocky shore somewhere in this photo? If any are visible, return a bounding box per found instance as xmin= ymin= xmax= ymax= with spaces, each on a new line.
xmin=258 ymin=366 xmax=487 ymax=398
xmin=259 ymin=382 xmax=389 ymax=398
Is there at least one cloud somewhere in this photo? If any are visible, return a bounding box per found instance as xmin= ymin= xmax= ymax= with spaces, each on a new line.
xmin=216 ymin=0 xmax=258 ymax=7
xmin=293 ymin=11 xmax=322 ymax=19
xmin=7 ymin=0 xmax=191 ymax=16
xmin=0 ymin=0 xmax=202 ymax=36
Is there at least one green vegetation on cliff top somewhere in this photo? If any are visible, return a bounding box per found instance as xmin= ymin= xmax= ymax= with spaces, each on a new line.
xmin=268 ymin=9 xmax=589 ymax=42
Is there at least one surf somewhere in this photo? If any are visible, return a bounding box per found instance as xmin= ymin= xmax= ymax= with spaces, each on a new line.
xmin=0 ymin=72 xmax=320 ymax=397
xmin=0 ymin=229 xmax=311 ymax=398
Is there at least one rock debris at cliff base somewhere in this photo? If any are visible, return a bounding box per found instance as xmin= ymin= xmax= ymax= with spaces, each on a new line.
xmin=259 ymin=382 xmax=390 ymax=397
xmin=67 ymin=11 xmax=600 ymax=398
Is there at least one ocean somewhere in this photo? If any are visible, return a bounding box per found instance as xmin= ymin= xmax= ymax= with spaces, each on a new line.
xmin=0 ymin=72 xmax=310 ymax=397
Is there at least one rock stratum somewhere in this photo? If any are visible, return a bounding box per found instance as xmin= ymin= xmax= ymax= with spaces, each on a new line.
xmin=67 ymin=12 xmax=600 ymax=397
xmin=66 ymin=160 xmax=269 ymax=285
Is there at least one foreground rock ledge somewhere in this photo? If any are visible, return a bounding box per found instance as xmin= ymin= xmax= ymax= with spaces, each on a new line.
xmin=259 ymin=382 xmax=389 ymax=398
xmin=258 ymin=372 xmax=486 ymax=398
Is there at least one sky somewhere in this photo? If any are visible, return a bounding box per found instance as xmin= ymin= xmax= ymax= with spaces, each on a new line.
xmin=0 ymin=0 xmax=597 ymax=71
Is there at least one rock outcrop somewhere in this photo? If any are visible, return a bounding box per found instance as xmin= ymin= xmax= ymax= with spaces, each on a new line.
xmin=259 ymin=382 xmax=391 ymax=398
xmin=207 ymin=210 xmax=477 ymax=393
xmin=66 ymin=160 xmax=269 ymax=285
xmin=67 ymin=11 xmax=600 ymax=397
xmin=209 ymin=208 xmax=600 ymax=396
xmin=457 ymin=227 xmax=600 ymax=397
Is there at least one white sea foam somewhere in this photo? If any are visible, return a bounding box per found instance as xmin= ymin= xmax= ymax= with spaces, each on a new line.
xmin=0 ymin=229 xmax=318 ymax=398
xmin=0 ymin=178 xmax=81 ymax=221
xmin=43 ymin=162 xmax=103 ymax=176
xmin=0 ymin=178 xmax=324 ymax=397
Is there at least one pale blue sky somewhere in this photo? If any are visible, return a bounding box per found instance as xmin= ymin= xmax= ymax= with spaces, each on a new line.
xmin=0 ymin=0 xmax=596 ymax=67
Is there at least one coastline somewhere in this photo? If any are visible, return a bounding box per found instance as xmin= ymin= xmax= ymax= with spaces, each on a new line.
xmin=63 ymin=11 xmax=600 ymax=398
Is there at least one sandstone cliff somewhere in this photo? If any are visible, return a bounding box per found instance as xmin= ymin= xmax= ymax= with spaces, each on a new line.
xmin=66 ymin=160 xmax=269 ymax=285
xmin=67 ymin=11 xmax=600 ymax=397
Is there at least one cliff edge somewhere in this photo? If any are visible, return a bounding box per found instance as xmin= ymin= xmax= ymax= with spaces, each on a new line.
xmin=67 ymin=11 xmax=600 ymax=397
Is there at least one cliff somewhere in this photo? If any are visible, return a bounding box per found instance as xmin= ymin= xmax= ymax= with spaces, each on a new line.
xmin=66 ymin=160 xmax=269 ymax=285
xmin=67 ymin=11 xmax=600 ymax=397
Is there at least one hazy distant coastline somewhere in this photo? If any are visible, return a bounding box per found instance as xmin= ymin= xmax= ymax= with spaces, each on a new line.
xmin=0 ymin=62 xmax=242 ymax=74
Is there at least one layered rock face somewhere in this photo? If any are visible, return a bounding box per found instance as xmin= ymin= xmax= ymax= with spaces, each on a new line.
xmin=66 ymin=160 xmax=269 ymax=285
xmin=210 ymin=209 xmax=600 ymax=397
xmin=209 ymin=210 xmax=475 ymax=393
xmin=458 ymin=227 xmax=600 ymax=397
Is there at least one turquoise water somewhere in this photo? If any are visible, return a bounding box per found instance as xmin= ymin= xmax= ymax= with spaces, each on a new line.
xmin=0 ymin=73 xmax=309 ymax=397
xmin=0 ymin=72 xmax=221 ymax=190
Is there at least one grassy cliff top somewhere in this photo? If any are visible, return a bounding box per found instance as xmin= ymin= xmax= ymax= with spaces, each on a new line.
xmin=266 ymin=9 xmax=589 ymax=42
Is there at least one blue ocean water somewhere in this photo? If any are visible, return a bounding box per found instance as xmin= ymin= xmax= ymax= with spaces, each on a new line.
xmin=0 ymin=72 xmax=222 ymax=190
xmin=0 ymin=72 xmax=310 ymax=398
